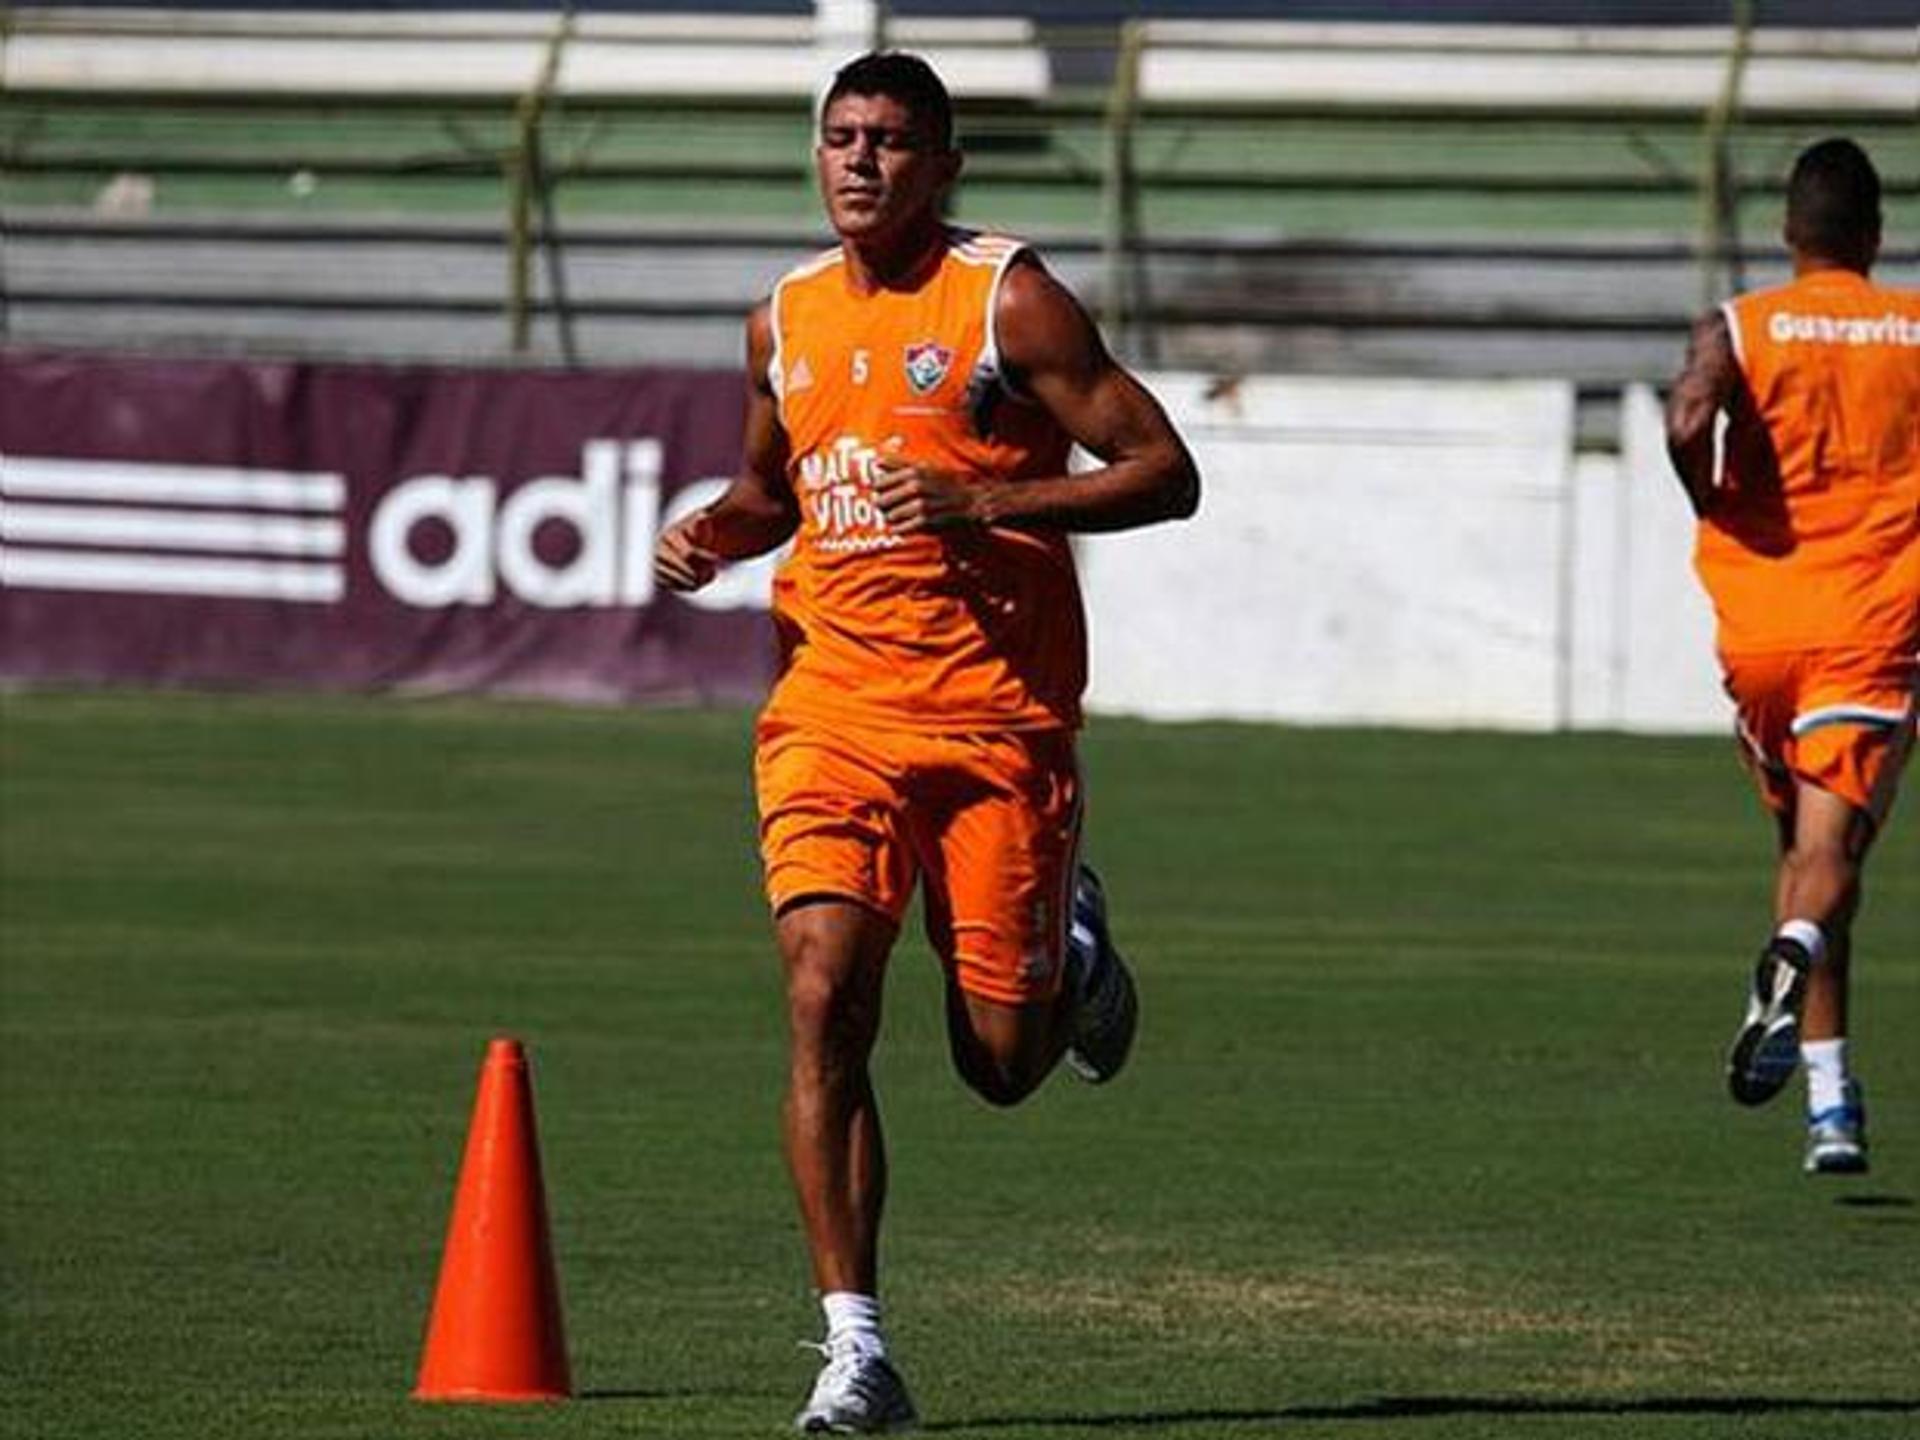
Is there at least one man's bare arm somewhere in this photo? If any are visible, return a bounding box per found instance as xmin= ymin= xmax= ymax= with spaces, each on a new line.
xmin=872 ymin=256 xmax=1199 ymax=535
xmin=654 ymin=304 xmax=798 ymax=592
xmin=1664 ymin=309 xmax=1738 ymax=518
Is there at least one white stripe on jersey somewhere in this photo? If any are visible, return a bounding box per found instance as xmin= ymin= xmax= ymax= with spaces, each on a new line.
xmin=768 ymin=248 xmax=846 ymax=408
xmin=1791 ymin=702 xmax=1911 ymax=737
xmin=1719 ymin=299 xmax=1746 ymax=370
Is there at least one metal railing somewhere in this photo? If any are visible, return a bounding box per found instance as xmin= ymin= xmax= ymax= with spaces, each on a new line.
xmin=3 ymin=9 xmax=1915 ymax=366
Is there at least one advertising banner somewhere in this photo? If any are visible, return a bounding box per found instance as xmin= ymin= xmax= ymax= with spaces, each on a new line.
xmin=1 ymin=352 xmax=779 ymax=703
xmin=6 ymin=351 xmax=1727 ymax=731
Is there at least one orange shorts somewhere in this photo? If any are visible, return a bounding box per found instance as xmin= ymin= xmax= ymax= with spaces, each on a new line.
xmin=1721 ymin=647 xmax=1917 ymax=825
xmin=753 ymin=716 xmax=1082 ymax=1006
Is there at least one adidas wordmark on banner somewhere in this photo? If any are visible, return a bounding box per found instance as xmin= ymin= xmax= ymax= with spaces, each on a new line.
xmin=0 ymin=455 xmax=347 ymax=604
xmin=2 ymin=442 xmax=769 ymax=612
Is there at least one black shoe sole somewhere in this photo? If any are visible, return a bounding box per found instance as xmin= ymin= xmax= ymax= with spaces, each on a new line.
xmin=1726 ymin=944 xmax=1809 ymax=1107
xmin=1727 ymin=1017 xmax=1799 ymax=1106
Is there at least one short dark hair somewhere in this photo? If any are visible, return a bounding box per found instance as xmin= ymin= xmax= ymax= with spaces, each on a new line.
xmin=1785 ymin=138 xmax=1881 ymax=267
xmin=821 ymin=51 xmax=953 ymax=151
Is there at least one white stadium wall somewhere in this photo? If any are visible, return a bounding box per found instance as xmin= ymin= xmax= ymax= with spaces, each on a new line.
xmin=1078 ymin=373 xmax=1731 ymax=734
xmin=1608 ymin=383 xmax=1730 ymax=734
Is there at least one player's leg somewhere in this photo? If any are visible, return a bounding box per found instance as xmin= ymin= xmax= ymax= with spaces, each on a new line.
xmin=776 ymin=899 xmax=917 ymax=1433
xmin=1778 ymin=781 xmax=1869 ymax=1040
xmin=1722 ymin=663 xmax=1809 ymax=1106
xmin=1800 ymin=901 xmax=1853 ymax=1057
xmin=1782 ymin=760 xmax=1900 ymax=1174
xmin=936 ymin=867 xmax=1137 ymax=1101
xmin=923 ymin=729 xmax=1074 ymax=1103
xmin=921 ymin=730 xmax=1137 ymax=1103
xmin=1776 ymin=781 xmax=1869 ymax=936
xmin=1800 ymin=906 xmax=1869 ymax=1175
xmin=1787 ymin=661 xmax=1912 ymax=1172
xmin=938 ymin=962 xmax=1071 ymax=1105
xmin=1735 ymin=650 xmax=1911 ymax=1163
xmin=1730 ymin=781 xmax=1875 ymax=1108
xmin=1778 ymin=787 xmax=1877 ymax=1173
xmin=921 ymin=811 xmax=1075 ymax=1107
xmin=756 ymin=720 xmax=919 ymax=1432
xmin=777 ymin=898 xmax=896 ymax=1298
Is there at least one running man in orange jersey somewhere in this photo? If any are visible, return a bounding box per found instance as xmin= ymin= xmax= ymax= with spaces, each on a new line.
xmin=653 ymin=52 xmax=1198 ymax=1432
xmin=1666 ymin=138 xmax=1918 ymax=1177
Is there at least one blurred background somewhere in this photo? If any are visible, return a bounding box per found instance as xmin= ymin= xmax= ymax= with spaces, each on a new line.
xmin=3 ymin=1 xmax=1916 ymax=727
xmin=6 ymin=1 xmax=1913 ymax=379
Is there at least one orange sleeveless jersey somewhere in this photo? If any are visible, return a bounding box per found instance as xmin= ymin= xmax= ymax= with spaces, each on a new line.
xmin=761 ymin=228 xmax=1085 ymax=732
xmin=1697 ymin=269 xmax=1920 ymax=655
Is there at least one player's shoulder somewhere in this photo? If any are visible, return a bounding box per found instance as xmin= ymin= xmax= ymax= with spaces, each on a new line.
xmin=1688 ymin=304 xmax=1735 ymax=343
xmin=1867 ymin=277 xmax=1920 ymax=314
xmin=945 ymin=226 xmax=1033 ymax=270
xmin=774 ymin=244 xmax=849 ymax=292
xmin=991 ymin=245 xmax=1077 ymax=316
xmin=1722 ymin=278 xmax=1798 ymax=324
xmin=767 ymin=247 xmax=850 ymax=341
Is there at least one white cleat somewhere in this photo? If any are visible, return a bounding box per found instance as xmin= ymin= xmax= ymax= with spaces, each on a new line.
xmin=793 ymin=1341 xmax=917 ymax=1434
xmin=1804 ymin=1083 xmax=1869 ymax=1176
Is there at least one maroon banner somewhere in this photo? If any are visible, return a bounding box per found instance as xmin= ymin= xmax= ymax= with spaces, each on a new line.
xmin=0 ymin=350 xmax=777 ymax=703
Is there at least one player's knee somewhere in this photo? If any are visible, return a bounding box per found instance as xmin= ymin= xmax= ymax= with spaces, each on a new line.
xmin=953 ymin=1045 xmax=1046 ymax=1108
xmin=961 ymin=1064 xmax=1040 ymax=1108
xmin=785 ymin=968 xmax=833 ymax=1038
xmin=783 ymin=959 xmax=879 ymax=1068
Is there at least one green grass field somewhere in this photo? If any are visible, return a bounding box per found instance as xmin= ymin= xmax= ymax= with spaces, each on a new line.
xmin=3 ymin=692 xmax=1916 ymax=1440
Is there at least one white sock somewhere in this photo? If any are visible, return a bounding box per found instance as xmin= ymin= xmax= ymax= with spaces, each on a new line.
xmin=821 ymin=1290 xmax=886 ymax=1358
xmin=1776 ymin=918 xmax=1827 ymax=967
xmin=1803 ymin=1038 xmax=1850 ymax=1115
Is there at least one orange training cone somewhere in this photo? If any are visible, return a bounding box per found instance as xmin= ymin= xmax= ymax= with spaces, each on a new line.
xmin=413 ymin=1037 xmax=573 ymax=1402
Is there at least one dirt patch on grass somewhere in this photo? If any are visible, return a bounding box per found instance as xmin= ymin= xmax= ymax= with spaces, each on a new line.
xmin=986 ymin=1253 xmax=1710 ymax=1370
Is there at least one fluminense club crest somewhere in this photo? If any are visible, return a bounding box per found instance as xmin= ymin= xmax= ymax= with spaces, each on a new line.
xmin=903 ymin=341 xmax=954 ymax=395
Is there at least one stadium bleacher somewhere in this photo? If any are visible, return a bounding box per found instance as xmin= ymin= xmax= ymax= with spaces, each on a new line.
xmin=2 ymin=2 xmax=1915 ymax=386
